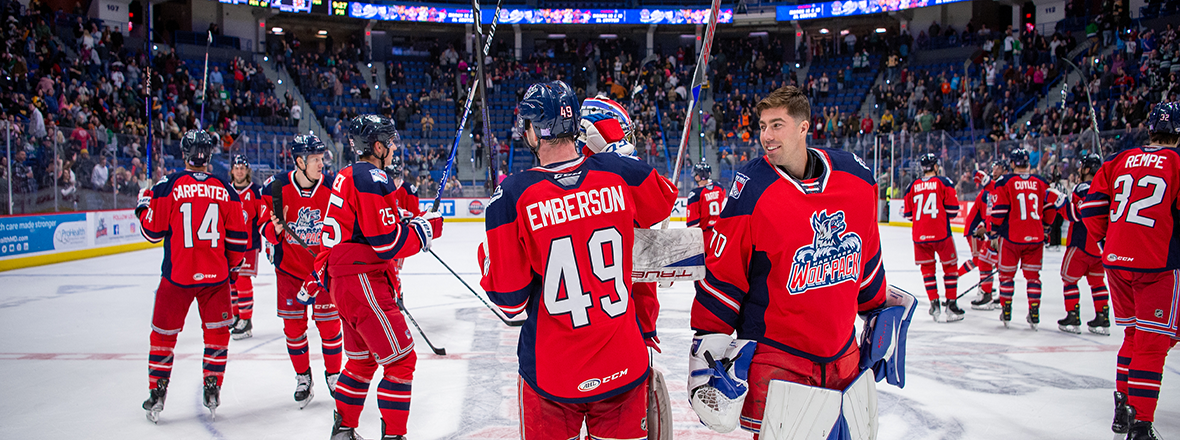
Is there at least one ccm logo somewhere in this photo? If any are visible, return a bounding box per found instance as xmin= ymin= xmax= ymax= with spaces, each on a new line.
xmin=1106 ymin=254 xmax=1134 ymax=263
xmin=578 ymin=368 xmax=629 ymax=392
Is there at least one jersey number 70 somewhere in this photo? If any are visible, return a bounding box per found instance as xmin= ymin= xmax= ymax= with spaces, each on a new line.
xmin=544 ymin=227 xmax=628 ymax=329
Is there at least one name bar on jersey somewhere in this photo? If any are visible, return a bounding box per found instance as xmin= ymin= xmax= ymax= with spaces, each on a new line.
xmin=173 ymin=183 xmax=231 ymax=202
xmin=525 ymin=185 xmax=626 ymax=232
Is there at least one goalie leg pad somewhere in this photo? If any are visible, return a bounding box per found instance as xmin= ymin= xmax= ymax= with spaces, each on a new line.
xmin=647 ymin=369 xmax=673 ymax=440
xmin=760 ymin=370 xmax=879 ymax=440
xmin=633 ymin=228 xmax=705 ymax=282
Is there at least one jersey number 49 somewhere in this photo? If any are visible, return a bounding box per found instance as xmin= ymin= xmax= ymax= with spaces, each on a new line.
xmin=544 ymin=227 xmax=628 ymax=329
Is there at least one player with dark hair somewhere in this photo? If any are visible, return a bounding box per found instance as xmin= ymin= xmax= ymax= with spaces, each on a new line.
xmin=686 ymin=159 xmax=726 ymax=242
xmin=1082 ymin=102 xmax=1180 ymax=440
xmin=479 ymin=80 xmax=676 ymax=439
xmin=314 ymin=115 xmax=442 ymax=440
xmin=228 ymin=154 xmax=265 ymax=340
xmin=965 ymin=161 xmax=1009 ymax=311
xmin=903 ymin=153 xmax=964 ymax=322
xmin=260 ymin=134 xmax=342 ymax=409
xmin=136 ymin=130 xmax=249 ymax=422
xmin=1056 ymin=154 xmax=1110 ymax=335
xmin=989 ymin=147 xmax=1058 ymax=329
xmin=689 ymin=86 xmax=909 ymax=437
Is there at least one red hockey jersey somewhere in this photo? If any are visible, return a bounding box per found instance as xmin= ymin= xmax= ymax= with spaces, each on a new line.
xmin=902 ymin=176 xmax=960 ymax=243
xmin=686 ymin=181 xmax=726 ymax=229
xmin=1082 ymin=146 xmax=1180 ymax=272
xmin=395 ymin=181 xmax=423 ymax=218
xmin=481 ymin=153 xmax=676 ymax=403
xmin=260 ymin=171 xmax=332 ymax=280
xmin=1065 ymin=182 xmax=1102 ymax=257
xmin=139 ymin=170 xmax=248 ymax=287
xmin=691 ymin=149 xmax=888 ymax=362
xmin=322 ymin=161 xmax=425 ymax=261
xmin=233 ymin=181 xmax=266 ymax=251
xmin=962 ymin=180 xmax=998 ymax=238
xmin=989 ymin=174 xmax=1058 ymax=244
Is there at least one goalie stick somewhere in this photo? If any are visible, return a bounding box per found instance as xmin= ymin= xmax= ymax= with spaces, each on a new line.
xmin=428 ymin=249 xmax=524 ymax=327
xmin=431 ymin=0 xmax=505 ymax=212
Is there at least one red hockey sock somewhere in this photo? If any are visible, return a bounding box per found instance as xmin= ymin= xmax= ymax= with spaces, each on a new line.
xmin=1026 ymin=279 xmax=1042 ymax=308
xmin=334 ymin=358 xmax=379 ymax=428
xmin=229 ymin=288 xmax=240 ymax=320
xmin=942 ymin=262 xmax=958 ymax=300
xmin=284 ymin=319 xmax=311 ymax=374
xmin=1126 ymin=330 xmax=1179 ymax=422
xmin=202 ymin=327 xmax=230 ymax=386
xmin=958 ymin=259 xmax=976 ymax=277
xmin=1063 ymin=282 xmax=1080 ymax=311
xmin=234 ymin=277 xmax=254 ymax=320
xmin=1088 ymin=278 xmax=1109 ymax=311
xmin=920 ymin=264 xmax=939 ymax=301
xmin=377 ymin=353 xmax=416 ymax=436
xmin=316 ymin=319 xmax=344 ymax=375
xmin=999 ymin=273 xmax=1016 ymax=303
xmin=148 ymin=331 xmax=178 ymax=388
xmin=1117 ymin=327 xmax=1134 ymax=395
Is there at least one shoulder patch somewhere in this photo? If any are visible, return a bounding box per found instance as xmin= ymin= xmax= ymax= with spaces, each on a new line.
xmin=489 ymin=185 xmax=504 ymax=205
xmin=370 ymin=168 xmax=389 ymax=184
xmin=730 ymin=173 xmax=749 ymax=199
xmin=263 ymin=175 xmax=275 ymax=187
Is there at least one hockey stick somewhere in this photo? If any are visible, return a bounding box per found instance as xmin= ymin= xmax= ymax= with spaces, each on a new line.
xmin=958 ymin=270 xmax=998 ymax=299
xmin=431 ymin=0 xmax=505 ymax=212
xmin=397 ymin=297 xmax=446 ymax=355
xmin=663 ymin=0 xmax=722 ymax=228
xmin=428 ymin=249 xmax=524 ymax=327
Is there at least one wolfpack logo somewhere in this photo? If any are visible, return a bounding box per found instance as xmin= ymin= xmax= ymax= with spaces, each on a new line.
xmin=286 ymin=207 xmax=323 ymax=246
xmin=787 ymin=210 xmax=862 ymax=295
xmin=730 ymin=173 xmax=749 ymax=199
xmin=370 ymin=168 xmax=389 ymax=184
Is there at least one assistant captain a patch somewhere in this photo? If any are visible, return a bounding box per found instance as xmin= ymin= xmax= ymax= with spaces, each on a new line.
xmin=787 ymin=210 xmax=863 ymax=295
xmin=730 ymin=173 xmax=749 ymax=199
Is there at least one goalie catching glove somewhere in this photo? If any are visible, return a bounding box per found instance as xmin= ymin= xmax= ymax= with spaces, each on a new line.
xmin=578 ymin=95 xmax=636 ymax=156
xmin=688 ymin=334 xmax=757 ymax=433
xmin=860 ymin=286 xmax=917 ymax=388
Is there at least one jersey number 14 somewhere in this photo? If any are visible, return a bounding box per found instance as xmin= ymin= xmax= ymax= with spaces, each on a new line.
xmin=544 ymin=227 xmax=628 ymax=329
xmin=179 ymin=203 xmax=220 ymax=248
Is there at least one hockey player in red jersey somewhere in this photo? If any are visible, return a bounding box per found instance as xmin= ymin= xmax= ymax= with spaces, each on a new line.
xmin=1055 ymin=154 xmax=1111 ymax=335
xmin=690 ymin=86 xmax=896 ymax=437
xmin=966 ymin=161 xmax=1010 ymax=310
xmin=229 ymin=154 xmax=265 ymax=340
xmin=903 ymin=153 xmax=964 ymax=322
xmin=988 ymin=148 xmax=1058 ymax=329
xmin=314 ymin=115 xmax=442 ymax=440
xmin=686 ymin=159 xmax=726 ymax=241
xmin=479 ymin=81 xmax=676 ymax=439
xmin=386 ymin=155 xmax=422 ymax=302
xmin=1082 ymin=102 xmax=1180 ymax=440
xmin=259 ymin=134 xmax=343 ymax=409
xmin=136 ymin=130 xmax=248 ymax=422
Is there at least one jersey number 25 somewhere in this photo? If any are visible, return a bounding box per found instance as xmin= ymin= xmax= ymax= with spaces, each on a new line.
xmin=544 ymin=227 xmax=628 ymax=329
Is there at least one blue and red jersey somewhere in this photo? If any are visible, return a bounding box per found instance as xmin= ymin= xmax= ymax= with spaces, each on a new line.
xmin=691 ymin=148 xmax=888 ymax=363
xmin=989 ymin=173 xmax=1058 ymax=244
xmin=138 ymin=170 xmax=248 ymax=287
xmin=1064 ymin=182 xmax=1102 ymax=257
xmin=902 ymin=175 xmax=960 ymax=243
xmin=686 ymin=181 xmax=726 ymax=230
xmin=321 ymin=161 xmax=426 ymax=261
xmin=1082 ymin=146 xmax=1180 ymax=272
xmin=261 ymin=171 xmax=332 ymax=280
xmin=481 ymin=153 xmax=676 ymax=403
xmin=233 ymin=181 xmax=266 ymax=251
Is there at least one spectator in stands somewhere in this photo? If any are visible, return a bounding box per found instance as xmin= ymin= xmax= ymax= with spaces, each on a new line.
xmin=91 ymin=154 xmax=109 ymax=191
xmin=421 ymin=112 xmax=434 ymax=141
xmin=210 ymin=66 xmax=223 ymax=88
xmin=11 ymin=150 xmax=36 ymax=194
xmin=291 ymin=101 xmax=302 ymax=127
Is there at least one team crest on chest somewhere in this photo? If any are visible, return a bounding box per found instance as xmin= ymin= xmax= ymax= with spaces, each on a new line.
xmin=787 ymin=210 xmax=862 ymax=295
xmin=286 ymin=207 xmax=323 ymax=246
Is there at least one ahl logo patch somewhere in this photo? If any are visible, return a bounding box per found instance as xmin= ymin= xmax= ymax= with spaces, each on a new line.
xmin=787 ymin=210 xmax=863 ymax=295
xmin=730 ymin=173 xmax=749 ymax=199
xmin=370 ymin=169 xmax=389 ymax=184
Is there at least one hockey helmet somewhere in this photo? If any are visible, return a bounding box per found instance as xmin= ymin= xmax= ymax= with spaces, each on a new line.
xmin=386 ymin=153 xmax=404 ymax=175
xmin=232 ymin=154 xmax=250 ymax=167
xmin=1147 ymin=102 xmax=1180 ymax=136
xmin=919 ymin=153 xmax=938 ymax=173
xmin=693 ymin=160 xmax=712 ymax=180
xmin=515 ymin=81 xmax=580 ymax=141
xmin=291 ymin=134 xmax=327 ymax=158
xmin=991 ymin=159 xmax=1010 ymax=171
xmin=581 ymin=94 xmax=633 ymax=141
xmin=1009 ymin=148 xmax=1030 ymax=168
xmin=1080 ymin=153 xmax=1103 ymax=174
xmin=180 ymin=130 xmax=217 ymax=168
xmin=348 ymin=115 xmax=400 ymax=158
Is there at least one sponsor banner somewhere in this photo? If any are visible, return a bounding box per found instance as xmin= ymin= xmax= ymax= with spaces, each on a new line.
xmin=1 ymin=210 xmax=149 ymax=260
xmin=776 ymin=0 xmax=967 ymax=21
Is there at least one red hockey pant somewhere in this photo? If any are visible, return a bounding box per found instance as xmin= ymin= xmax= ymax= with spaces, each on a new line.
xmin=276 ymin=271 xmax=343 ymax=375
xmin=148 ymin=279 xmax=232 ymax=389
xmin=998 ymin=240 xmax=1043 ymax=307
xmin=518 ymin=375 xmax=649 ymax=440
xmin=1059 ymin=247 xmax=1108 ymax=313
xmin=914 ymin=238 xmax=959 ymax=301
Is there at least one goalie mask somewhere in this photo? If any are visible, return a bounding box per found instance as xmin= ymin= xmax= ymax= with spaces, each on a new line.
xmin=580 ymin=95 xmax=634 ymax=143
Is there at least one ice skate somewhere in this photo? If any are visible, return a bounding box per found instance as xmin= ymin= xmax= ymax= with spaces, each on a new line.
xmin=1127 ymin=420 xmax=1162 ymax=440
xmin=1057 ymin=305 xmax=1081 ymax=334
xmin=202 ymin=376 xmax=220 ymax=419
xmin=944 ymin=300 xmax=965 ymax=322
xmin=1089 ymin=305 xmax=1111 ymax=336
xmin=929 ymin=301 xmax=942 ymax=322
xmin=231 ymin=318 xmax=253 ymax=340
xmin=142 ymin=378 xmax=168 ymax=424
xmin=381 ymin=420 xmax=406 ymax=440
xmin=326 ymin=372 xmax=340 ymax=399
xmin=1027 ymin=305 xmax=1039 ymax=331
xmin=331 ymin=411 xmax=365 ymax=440
xmin=1000 ymin=302 xmax=1012 ymax=328
xmin=1113 ymin=392 xmax=1133 ymax=434
xmin=295 ymin=369 xmax=314 ymax=409
xmin=970 ymin=291 xmax=995 ymax=310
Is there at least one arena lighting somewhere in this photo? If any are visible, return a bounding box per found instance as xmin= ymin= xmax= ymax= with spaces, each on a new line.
xmin=795 ymin=63 xmax=801 ymax=68
xmin=875 ymin=28 xmax=887 ymax=33
xmin=819 ymin=28 xmax=829 ymax=34
xmin=367 ymin=63 xmax=372 ymax=68
xmin=318 ymin=30 xmax=328 ymax=35
xmin=548 ymin=34 xmax=566 ymax=39
xmin=153 ymin=45 xmax=158 ymax=50
xmin=264 ymin=56 xmax=269 ymax=61
xmin=749 ymin=31 xmax=768 ymax=37
xmin=278 ymin=79 xmax=283 ymax=85
xmin=680 ymin=34 xmax=695 ymax=38
xmin=272 ymin=27 xmax=283 ymax=34
xmin=840 ymin=29 xmax=849 ymax=35
xmin=600 ymin=34 xmax=617 ymax=39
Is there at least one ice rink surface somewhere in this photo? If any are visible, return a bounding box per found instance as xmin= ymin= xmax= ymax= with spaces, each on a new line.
xmin=2 ymin=223 xmax=1178 ymax=439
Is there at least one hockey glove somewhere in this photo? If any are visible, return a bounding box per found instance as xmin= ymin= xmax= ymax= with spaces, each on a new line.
xmin=477 ymin=240 xmax=491 ymax=277
xmin=229 ymin=263 xmax=241 ymax=284
xmin=398 ymin=207 xmax=416 ymax=221
xmin=972 ymin=225 xmax=987 ymax=240
xmin=688 ymin=334 xmax=756 ymax=433
xmin=296 ymin=278 xmax=320 ymax=305
xmin=408 ymin=211 xmax=443 ymax=251
xmin=135 ymin=188 xmax=153 ymax=218
xmin=860 ymin=286 xmax=917 ymax=388
xmin=580 ymin=113 xmax=627 ymax=152
xmin=645 ymin=334 xmax=662 ymax=353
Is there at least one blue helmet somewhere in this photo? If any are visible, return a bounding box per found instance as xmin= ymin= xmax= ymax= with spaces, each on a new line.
xmin=180 ymin=130 xmax=217 ymax=168
xmin=693 ymin=159 xmax=711 ymax=179
xmin=515 ymin=81 xmax=580 ymax=140
xmin=348 ymin=115 xmax=400 ymax=158
xmin=290 ymin=134 xmax=327 ymax=157
xmin=232 ymin=154 xmax=250 ymax=167
xmin=919 ymin=153 xmax=938 ymax=172
xmin=1080 ymin=153 xmax=1102 ymax=173
xmin=1009 ymin=148 xmax=1030 ymax=168
xmin=1147 ymin=102 xmax=1180 ymax=136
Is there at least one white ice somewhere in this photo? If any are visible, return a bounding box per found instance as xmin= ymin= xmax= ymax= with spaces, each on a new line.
xmin=1 ymin=223 xmax=1177 ymax=439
